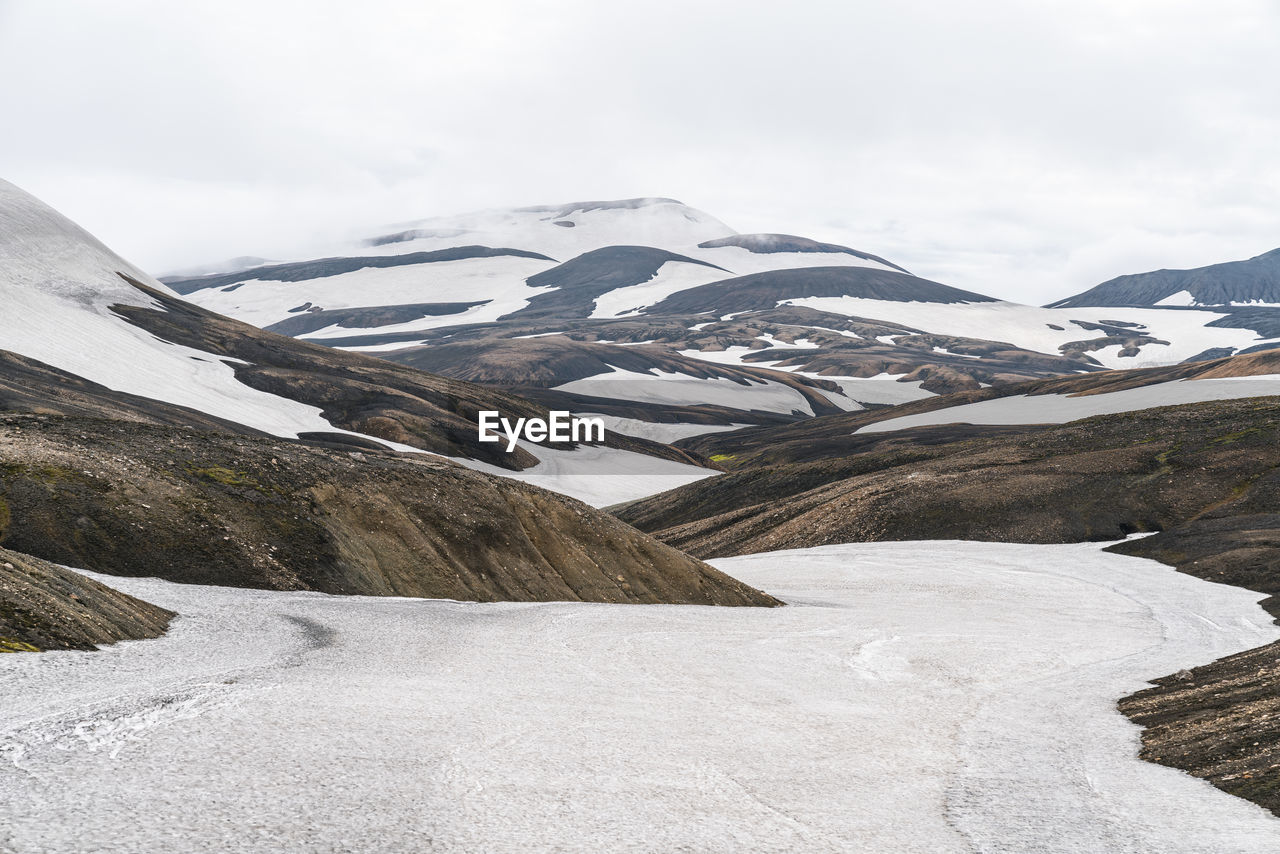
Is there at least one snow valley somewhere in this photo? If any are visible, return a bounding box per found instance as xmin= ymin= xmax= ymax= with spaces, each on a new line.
xmin=4 ymin=543 xmax=1280 ymax=853
xmin=3 ymin=182 xmax=1280 ymax=852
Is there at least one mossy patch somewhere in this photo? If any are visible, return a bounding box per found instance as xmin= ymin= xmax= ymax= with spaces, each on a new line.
xmin=0 ymin=461 xmax=89 ymax=484
xmin=1149 ymin=444 xmax=1182 ymax=476
xmin=1210 ymin=427 xmax=1266 ymax=445
xmin=187 ymin=465 xmax=269 ymax=492
xmin=0 ymin=637 xmax=40 ymax=653
xmin=709 ymin=453 xmax=737 ymax=462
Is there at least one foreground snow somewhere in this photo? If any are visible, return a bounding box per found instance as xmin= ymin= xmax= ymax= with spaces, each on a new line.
xmin=2 ymin=541 xmax=1279 ymax=853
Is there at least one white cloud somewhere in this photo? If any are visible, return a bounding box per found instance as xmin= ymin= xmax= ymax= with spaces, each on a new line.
xmin=1 ymin=0 xmax=1278 ymax=303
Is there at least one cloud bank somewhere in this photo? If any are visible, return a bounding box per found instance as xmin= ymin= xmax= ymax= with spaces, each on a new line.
xmin=1 ymin=0 xmax=1277 ymax=303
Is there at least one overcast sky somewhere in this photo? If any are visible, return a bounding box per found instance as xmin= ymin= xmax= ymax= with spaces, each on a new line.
xmin=1 ymin=0 xmax=1277 ymax=303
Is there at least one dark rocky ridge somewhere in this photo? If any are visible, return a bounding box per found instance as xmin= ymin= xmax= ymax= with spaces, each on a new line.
xmin=1 ymin=545 xmax=174 ymax=652
xmin=697 ymin=233 xmax=910 ymax=274
xmin=641 ymin=266 xmax=999 ymax=316
xmin=331 ymin=305 xmax=1097 ymax=398
xmin=0 ymin=414 xmax=778 ymax=607
xmin=615 ymin=397 xmax=1280 ymax=569
xmin=513 ymin=387 xmax=798 ymax=429
xmin=112 ymin=276 xmax=705 ymax=471
xmin=1206 ymin=306 xmax=1280 ymax=341
xmin=1049 ymin=247 xmax=1280 ymax=308
xmin=384 ymin=335 xmax=850 ymax=415
xmin=263 ymin=301 xmax=489 ymax=336
xmin=673 ymin=349 xmax=1280 ymax=468
xmin=504 ymin=246 xmax=727 ymax=320
xmin=0 ymin=349 xmax=275 ymax=435
xmin=1119 ymin=636 xmax=1280 ymax=816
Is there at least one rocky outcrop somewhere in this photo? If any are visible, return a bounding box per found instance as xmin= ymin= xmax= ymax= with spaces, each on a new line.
xmin=1120 ymin=637 xmax=1280 ymax=817
xmin=642 ymin=266 xmax=997 ymax=316
xmin=675 ymin=349 xmax=1280 ymax=468
xmin=0 ymin=546 xmax=173 ymax=652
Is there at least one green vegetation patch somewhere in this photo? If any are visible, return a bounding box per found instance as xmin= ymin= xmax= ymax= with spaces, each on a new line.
xmin=0 ymin=637 xmax=40 ymax=653
xmin=187 ymin=465 xmax=272 ymax=492
xmin=709 ymin=454 xmax=737 ymax=462
xmin=0 ymin=461 xmax=91 ymax=484
xmin=1210 ymin=427 xmax=1266 ymax=445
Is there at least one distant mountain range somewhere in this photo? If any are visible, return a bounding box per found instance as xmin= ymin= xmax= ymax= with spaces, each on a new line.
xmin=163 ymin=198 xmax=1280 ymax=443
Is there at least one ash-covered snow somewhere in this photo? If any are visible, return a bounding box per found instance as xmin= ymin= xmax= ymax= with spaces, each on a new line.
xmin=2 ymin=541 xmax=1278 ymax=852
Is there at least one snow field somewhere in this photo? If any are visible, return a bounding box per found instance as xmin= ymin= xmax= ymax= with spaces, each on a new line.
xmin=2 ymin=541 xmax=1279 ymax=852
xmin=858 ymin=374 xmax=1280 ymax=434
xmin=783 ymin=297 xmax=1278 ymax=369
xmin=457 ymin=442 xmax=716 ymax=507
xmin=554 ymin=367 xmax=818 ymax=416
xmin=194 ymin=255 xmax=557 ymax=332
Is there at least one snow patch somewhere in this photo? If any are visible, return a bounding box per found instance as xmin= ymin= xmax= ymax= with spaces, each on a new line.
xmin=858 ymin=375 xmax=1280 ymax=434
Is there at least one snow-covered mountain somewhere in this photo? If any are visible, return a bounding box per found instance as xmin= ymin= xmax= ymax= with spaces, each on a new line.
xmin=1049 ymin=247 xmax=1280 ymax=308
xmin=165 ymin=198 xmax=1280 ymax=443
xmin=0 ymin=180 xmax=713 ymax=506
xmin=0 ymin=179 xmax=357 ymax=441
